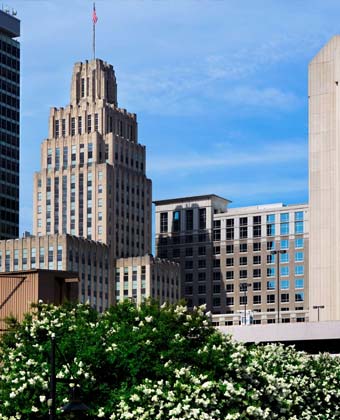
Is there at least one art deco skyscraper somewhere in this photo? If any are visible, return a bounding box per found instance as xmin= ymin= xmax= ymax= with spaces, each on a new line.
xmin=0 ymin=10 xmax=20 ymax=239
xmin=32 ymin=59 xmax=152 ymax=258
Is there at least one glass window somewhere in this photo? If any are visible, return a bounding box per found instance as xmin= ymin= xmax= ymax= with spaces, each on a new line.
xmin=160 ymin=213 xmax=168 ymax=233
xmin=295 ymin=211 xmax=304 ymax=221
xmin=281 ymin=280 xmax=290 ymax=289
xmin=267 ymin=241 xmax=275 ymax=251
xmin=266 ymin=214 xmax=275 ymax=223
xmin=280 ymin=239 xmax=289 ymax=249
xmin=280 ymin=213 xmax=289 ymax=223
xmin=267 ymin=254 xmax=275 ymax=264
xmin=295 ymin=252 xmax=304 ymax=262
xmin=267 ymin=295 xmax=275 ymax=304
xmin=226 ymin=244 xmax=234 ymax=254
xmin=239 ymin=256 xmax=247 ymax=266
xmin=280 ymin=252 xmax=289 ymax=263
xmin=266 ymin=223 xmax=275 ymax=236
xmin=253 ymin=282 xmax=261 ymax=291
xmin=173 ymin=210 xmax=181 ymax=232
xmin=267 ymin=267 xmax=275 ymax=277
xmin=253 ymin=255 xmax=261 ymax=265
xmin=280 ymin=266 xmax=289 ymax=276
xmin=226 ymin=258 xmax=234 ymax=267
xmin=295 ymin=238 xmax=304 ymax=249
xmin=253 ymin=242 xmax=261 ymax=252
xmin=226 ymin=271 xmax=234 ymax=280
xmin=295 ymin=292 xmax=304 ymax=302
xmin=239 ymin=243 xmax=247 ymax=253
xmin=280 ymin=223 xmax=289 ymax=235
xmin=295 ymin=265 xmax=304 ymax=276
xmin=295 ymin=221 xmax=304 ymax=234
xmin=199 ymin=208 xmax=206 ymax=230
xmin=253 ymin=295 xmax=262 ymax=305
xmin=281 ymin=293 xmax=289 ymax=303
xmin=239 ymin=270 xmax=247 ymax=279
xmin=295 ymin=278 xmax=304 ymax=289
xmin=267 ymin=281 xmax=276 ymax=290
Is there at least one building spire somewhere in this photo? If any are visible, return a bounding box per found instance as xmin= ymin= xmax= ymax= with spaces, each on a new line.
xmin=92 ymin=2 xmax=98 ymax=60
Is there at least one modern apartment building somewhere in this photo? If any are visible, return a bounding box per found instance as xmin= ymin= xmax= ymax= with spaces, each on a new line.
xmin=0 ymin=10 xmax=20 ymax=239
xmin=32 ymin=59 xmax=152 ymax=258
xmin=155 ymin=195 xmax=309 ymax=324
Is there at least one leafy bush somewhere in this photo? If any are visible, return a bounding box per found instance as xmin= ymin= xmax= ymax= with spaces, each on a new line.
xmin=0 ymin=301 xmax=340 ymax=419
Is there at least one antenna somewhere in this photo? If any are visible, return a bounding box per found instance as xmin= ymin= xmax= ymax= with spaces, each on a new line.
xmin=12 ymin=9 xmax=17 ymax=16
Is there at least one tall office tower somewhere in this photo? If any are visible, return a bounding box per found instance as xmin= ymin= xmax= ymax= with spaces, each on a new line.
xmin=0 ymin=10 xmax=20 ymax=239
xmin=32 ymin=59 xmax=152 ymax=258
xmin=155 ymin=195 xmax=309 ymax=324
xmin=309 ymin=36 xmax=340 ymax=321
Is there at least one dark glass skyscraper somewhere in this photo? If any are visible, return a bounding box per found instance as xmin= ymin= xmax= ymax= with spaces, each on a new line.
xmin=0 ymin=10 xmax=20 ymax=239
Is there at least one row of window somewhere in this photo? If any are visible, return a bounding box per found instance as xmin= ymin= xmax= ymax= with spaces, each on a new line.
xmin=223 ymin=266 xmax=304 ymax=279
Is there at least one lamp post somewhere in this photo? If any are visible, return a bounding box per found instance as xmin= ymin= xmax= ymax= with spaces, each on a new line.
xmin=240 ymin=282 xmax=251 ymax=325
xmin=271 ymin=249 xmax=287 ymax=324
xmin=313 ymin=305 xmax=325 ymax=322
xmin=48 ymin=336 xmax=89 ymax=420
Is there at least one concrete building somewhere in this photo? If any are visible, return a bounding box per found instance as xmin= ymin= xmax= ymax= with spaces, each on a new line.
xmin=32 ymin=59 xmax=152 ymax=258
xmin=115 ymin=254 xmax=180 ymax=305
xmin=309 ymin=36 xmax=340 ymax=321
xmin=0 ymin=234 xmax=111 ymax=311
xmin=0 ymin=269 xmax=78 ymax=332
xmin=155 ymin=195 xmax=308 ymax=324
xmin=0 ymin=10 xmax=20 ymax=239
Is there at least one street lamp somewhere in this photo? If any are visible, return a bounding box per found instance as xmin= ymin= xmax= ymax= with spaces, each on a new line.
xmin=271 ymin=249 xmax=287 ymax=324
xmin=49 ymin=336 xmax=89 ymax=420
xmin=240 ymin=282 xmax=251 ymax=325
xmin=313 ymin=305 xmax=325 ymax=322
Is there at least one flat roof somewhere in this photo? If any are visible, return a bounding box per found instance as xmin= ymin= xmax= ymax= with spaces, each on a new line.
xmin=0 ymin=10 xmax=20 ymax=38
xmin=153 ymin=194 xmax=231 ymax=206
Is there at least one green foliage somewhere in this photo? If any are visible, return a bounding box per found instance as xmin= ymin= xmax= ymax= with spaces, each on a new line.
xmin=0 ymin=301 xmax=340 ymax=419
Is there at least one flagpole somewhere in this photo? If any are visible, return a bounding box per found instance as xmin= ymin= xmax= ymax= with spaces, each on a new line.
xmin=93 ymin=2 xmax=96 ymax=60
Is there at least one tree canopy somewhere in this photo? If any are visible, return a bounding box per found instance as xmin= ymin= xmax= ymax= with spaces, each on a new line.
xmin=0 ymin=301 xmax=340 ymax=419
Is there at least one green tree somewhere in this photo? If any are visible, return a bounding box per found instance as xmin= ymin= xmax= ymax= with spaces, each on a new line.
xmin=0 ymin=301 xmax=340 ymax=419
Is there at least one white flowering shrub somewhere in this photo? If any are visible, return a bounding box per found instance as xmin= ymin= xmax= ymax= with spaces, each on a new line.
xmin=0 ymin=301 xmax=340 ymax=419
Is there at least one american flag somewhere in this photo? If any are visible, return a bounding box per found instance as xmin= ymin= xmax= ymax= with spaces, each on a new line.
xmin=92 ymin=3 xmax=98 ymax=25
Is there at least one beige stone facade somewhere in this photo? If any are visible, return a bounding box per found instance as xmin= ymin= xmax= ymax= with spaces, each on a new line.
xmin=32 ymin=59 xmax=152 ymax=259
xmin=155 ymin=196 xmax=308 ymax=324
xmin=309 ymin=36 xmax=340 ymax=321
xmin=115 ymin=255 xmax=180 ymax=306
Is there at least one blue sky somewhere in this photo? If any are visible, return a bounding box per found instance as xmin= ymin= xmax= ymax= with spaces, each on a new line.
xmin=10 ymin=0 xmax=340 ymax=233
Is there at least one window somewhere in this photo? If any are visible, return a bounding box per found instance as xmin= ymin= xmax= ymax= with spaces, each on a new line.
xmin=226 ymin=219 xmax=234 ymax=240
xmin=71 ymin=117 xmax=75 ymax=136
xmin=213 ymin=246 xmax=220 ymax=255
xmin=160 ymin=213 xmax=168 ymax=233
xmin=240 ymin=217 xmax=248 ymax=226
xmin=239 ymin=269 xmax=247 ymax=279
xmin=172 ymin=248 xmax=180 ymax=258
xmin=226 ymin=271 xmax=234 ymax=280
xmin=94 ymin=113 xmax=98 ymax=131
xmin=55 ymin=120 xmax=59 ymax=138
xmin=240 ymin=226 xmax=248 ymax=239
xmin=295 ymin=265 xmax=304 ymax=276
xmin=185 ymin=260 xmax=193 ymax=269
xmin=280 ymin=223 xmax=289 ymax=235
xmin=280 ymin=213 xmax=289 ymax=223
xmin=295 ymin=292 xmax=304 ymax=302
xmin=199 ymin=208 xmax=206 ymax=229
xmin=267 ymin=241 xmax=275 ymax=251
xmin=253 ymin=269 xmax=261 ymax=278
xmin=267 ymin=280 xmax=275 ymax=290
xmin=185 ymin=273 xmax=193 ymax=282
xmin=267 ymin=254 xmax=275 ymax=264
xmin=253 ymin=242 xmax=261 ymax=252
xmin=78 ymin=116 xmax=82 ymax=134
xmin=253 ymin=224 xmax=261 ymax=237
xmin=213 ymin=259 xmax=220 ymax=268
xmin=295 ymin=211 xmax=303 ymax=221
xmin=198 ymin=246 xmax=206 ymax=256
xmin=226 ymin=284 xmax=234 ymax=293
xmin=200 ymin=272 xmax=207 ymax=281
xmin=226 ymin=244 xmax=234 ymax=254
xmin=240 ymin=256 xmax=247 ymax=266
xmin=173 ymin=210 xmax=181 ymax=232
xmin=185 ymin=235 xmax=193 ymax=243
xmin=280 ymin=253 xmax=289 ymax=263
xmin=295 ymin=251 xmax=304 ymax=262
xmin=226 ymin=297 xmax=234 ymax=306
xmin=253 ymin=295 xmax=261 ymax=305
xmin=253 ymin=215 xmax=261 ymax=225
xmin=295 ymin=238 xmax=304 ymax=248
xmin=253 ymin=282 xmax=261 ymax=291
xmin=295 ymin=278 xmax=304 ymax=289
xmin=87 ymin=114 xmax=92 ymax=133
xmin=226 ymin=258 xmax=234 ymax=267
xmin=295 ymin=221 xmax=304 ymax=234
xmin=280 ymin=239 xmax=289 ymax=249
xmin=266 ymin=223 xmax=275 ymax=236
xmin=198 ymin=284 xmax=206 ymax=295
xmin=213 ymin=229 xmax=221 ymax=241
xmin=240 ymin=296 xmax=247 ymax=305
xmin=239 ymin=243 xmax=247 ymax=253
xmin=213 ymin=297 xmax=221 ymax=307
xmin=98 ymin=198 xmax=103 ymax=208
xmin=267 ymin=267 xmax=275 ymax=277
xmin=62 ymin=119 xmax=66 ymax=136
xmin=266 ymin=214 xmax=275 ymax=223
xmin=267 ymin=295 xmax=275 ymax=304
xmin=198 ymin=259 xmax=206 ymax=268
xmin=185 ymin=248 xmax=193 ymax=257
xmin=281 ymin=280 xmax=290 ymax=289
xmin=253 ymin=255 xmax=261 ymax=265
xmin=186 ymin=209 xmax=193 ymax=231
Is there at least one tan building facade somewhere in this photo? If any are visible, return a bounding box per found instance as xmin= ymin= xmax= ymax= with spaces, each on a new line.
xmin=32 ymin=59 xmax=152 ymax=259
xmin=115 ymin=255 xmax=180 ymax=306
xmin=309 ymin=36 xmax=340 ymax=321
xmin=155 ymin=195 xmax=308 ymax=324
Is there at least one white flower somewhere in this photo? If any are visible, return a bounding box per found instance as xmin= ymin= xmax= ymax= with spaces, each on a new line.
xmin=97 ymin=407 xmax=105 ymax=418
xmin=31 ymin=406 xmax=38 ymax=413
xmin=39 ymin=395 xmax=46 ymax=403
xmin=145 ymin=316 xmax=153 ymax=323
